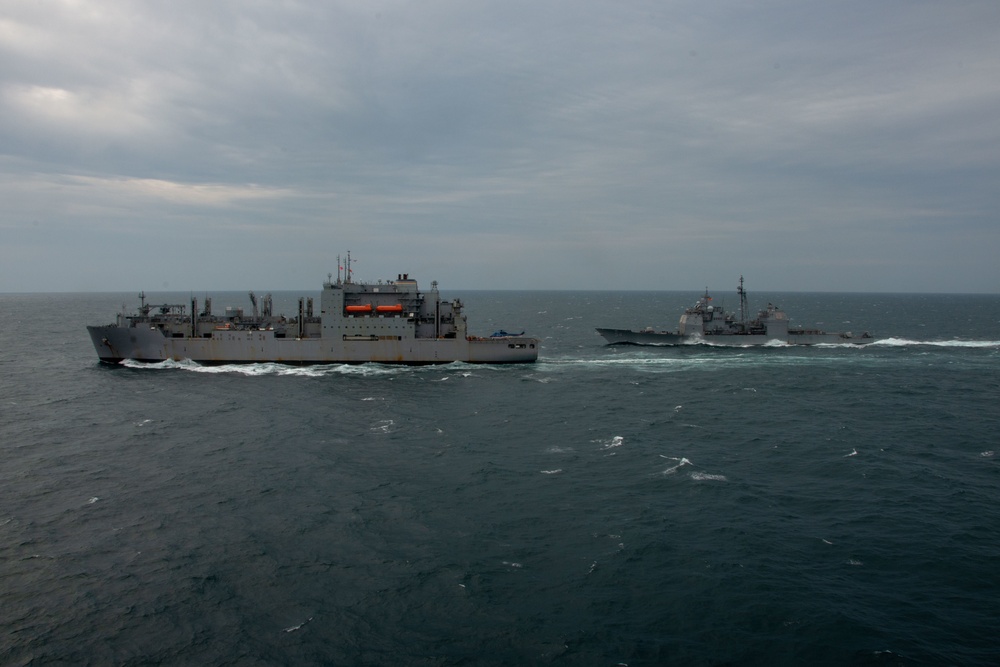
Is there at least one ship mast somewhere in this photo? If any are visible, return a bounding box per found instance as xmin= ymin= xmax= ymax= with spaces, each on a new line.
xmin=334 ymin=252 xmax=354 ymax=284
xmin=738 ymin=275 xmax=747 ymax=326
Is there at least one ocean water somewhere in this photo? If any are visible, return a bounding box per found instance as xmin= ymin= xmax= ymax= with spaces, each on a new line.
xmin=2 ymin=289 xmax=999 ymax=666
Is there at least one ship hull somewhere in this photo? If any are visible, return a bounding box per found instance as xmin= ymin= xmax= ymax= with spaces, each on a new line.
xmin=596 ymin=327 xmax=872 ymax=346
xmin=89 ymin=325 xmax=538 ymax=365
xmin=596 ymin=328 xmax=688 ymax=345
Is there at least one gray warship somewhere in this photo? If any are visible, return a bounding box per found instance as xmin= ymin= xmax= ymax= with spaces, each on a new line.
xmin=596 ymin=276 xmax=873 ymax=346
xmin=89 ymin=260 xmax=539 ymax=365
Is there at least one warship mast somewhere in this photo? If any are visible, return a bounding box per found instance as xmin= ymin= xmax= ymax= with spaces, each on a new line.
xmin=738 ymin=275 xmax=748 ymax=328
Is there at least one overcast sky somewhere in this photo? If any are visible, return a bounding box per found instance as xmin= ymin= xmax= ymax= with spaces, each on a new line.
xmin=2 ymin=1 xmax=998 ymax=293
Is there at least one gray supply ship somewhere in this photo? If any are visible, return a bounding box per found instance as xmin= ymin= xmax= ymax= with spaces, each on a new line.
xmin=89 ymin=262 xmax=539 ymax=365
xmin=596 ymin=276 xmax=873 ymax=346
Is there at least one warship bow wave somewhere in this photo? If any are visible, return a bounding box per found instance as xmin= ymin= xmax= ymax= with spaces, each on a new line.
xmin=596 ymin=276 xmax=873 ymax=346
xmin=89 ymin=265 xmax=539 ymax=365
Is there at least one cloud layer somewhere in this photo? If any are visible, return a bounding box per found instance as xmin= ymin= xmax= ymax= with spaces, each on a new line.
xmin=2 ymin=1 xmax=998 ymax=292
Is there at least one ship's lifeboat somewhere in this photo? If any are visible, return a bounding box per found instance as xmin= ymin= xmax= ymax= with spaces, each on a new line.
xmin=375 ymin=304 xmax=404 ymax=313
xmin=345 ymin=304 xmax=372 ymax=313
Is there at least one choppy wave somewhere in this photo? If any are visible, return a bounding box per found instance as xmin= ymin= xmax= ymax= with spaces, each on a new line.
xmin=660 ymin=456 xmax=692 ymax=475
xmin=541 ymin=355 xmax=852 ymax=372
xmin=658 ymin=456 xmax=728 ymax=482
xmin=119 ymin=358 xmax=478 ymax=377
xmin=600 ymin=435 xmax=624 ymax=450
xmin=689 ymin=338 xmax=792 ymax=348
xmin=869 ymin=337 xmax=1000 ymax=348
xmin=690 ymin=471 xmax=727 ymax=482
xmin=596 ymin=338 xmax=1000 ymax=353
xmin=282 ymin=617 xmax=313 ymax=633
xmin=540 ymin=357 xmax=720 ymax=372
xmin=544 ymin=340 xmax=999 ymax=373
xmin=371 ymin=419 xmax=395 ymax=433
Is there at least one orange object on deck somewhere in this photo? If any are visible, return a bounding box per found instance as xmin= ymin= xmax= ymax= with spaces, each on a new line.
xmin=375 ymin=304 xmax=404 ymax=313
xmin=345 ymin=304 xmax=372 ymax=313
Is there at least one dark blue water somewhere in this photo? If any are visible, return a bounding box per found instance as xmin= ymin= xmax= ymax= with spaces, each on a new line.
xmin=2 ymin=290 xmax=999 ymax=665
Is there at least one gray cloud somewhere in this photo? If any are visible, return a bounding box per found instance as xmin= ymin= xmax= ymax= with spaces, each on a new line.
xmin=2 ymin=0 xmax=998 ymax=292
